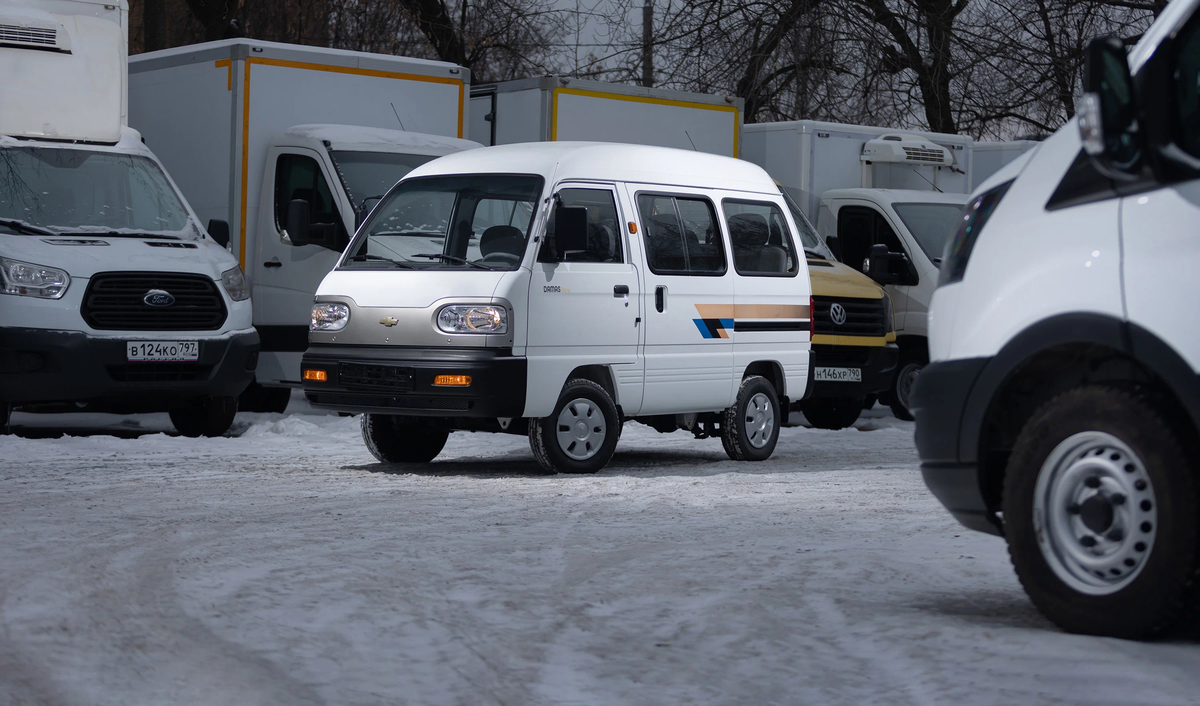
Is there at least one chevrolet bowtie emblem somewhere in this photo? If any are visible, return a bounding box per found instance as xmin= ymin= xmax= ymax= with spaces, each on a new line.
xmin=379 ymin=316 xmax=398 ymax=327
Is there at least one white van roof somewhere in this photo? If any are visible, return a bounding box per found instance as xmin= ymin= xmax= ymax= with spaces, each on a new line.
xmin=820 ymin=188 xmax=972 ymax=207
xmin=404 ymin=141 xmax=780 ymax=194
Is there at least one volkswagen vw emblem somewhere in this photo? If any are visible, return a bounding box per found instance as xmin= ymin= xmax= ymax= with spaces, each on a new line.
xmin=143 ymin=289 xmax=175 ymax=307
xmin=830 ymin=302 xmax=848 ymax=326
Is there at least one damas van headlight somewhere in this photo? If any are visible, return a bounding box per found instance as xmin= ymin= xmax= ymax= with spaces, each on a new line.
xmin=220 ymin=266 xmax=249 ymax=301
xmin=0 ymin=257 xmax=70 ymax=299
xmin=311 ymin=302 xmax=349 ymax=331
xmin=437 ymin=305 xmax=507 ymax=334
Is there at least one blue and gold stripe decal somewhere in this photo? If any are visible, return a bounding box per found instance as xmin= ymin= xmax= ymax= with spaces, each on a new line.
xmin=693 ymin=304 xmax=811 ymax=339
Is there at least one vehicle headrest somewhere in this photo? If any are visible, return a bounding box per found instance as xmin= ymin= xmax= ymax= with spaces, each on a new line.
xmin=728 ymin=213 xmax=769 ymax=246
xmin=480 ymin=225 xmax=524 ymax=257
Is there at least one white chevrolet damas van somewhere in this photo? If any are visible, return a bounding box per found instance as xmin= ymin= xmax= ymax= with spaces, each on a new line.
xmin=302 ymin=142 xmax=813 ymax=473
xmin=913 ymin=0 xmax=1200 ymax=639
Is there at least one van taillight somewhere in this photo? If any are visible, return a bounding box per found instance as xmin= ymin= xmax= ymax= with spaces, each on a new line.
xmin=939 ymin=179 xmax=1013 ymax=287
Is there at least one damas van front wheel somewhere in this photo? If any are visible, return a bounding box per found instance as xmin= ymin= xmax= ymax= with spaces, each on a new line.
xmin=362 ymin=414 xmax=449 ymax=464
xmin=721 ymin=376 xmax=781 ymax=461
xmin=530 ymin=379 xmax=619 ymax=474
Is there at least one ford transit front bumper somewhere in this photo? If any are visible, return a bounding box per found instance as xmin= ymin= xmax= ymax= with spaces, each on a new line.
xmin=301 ymin=345 xmax=527 ymax=418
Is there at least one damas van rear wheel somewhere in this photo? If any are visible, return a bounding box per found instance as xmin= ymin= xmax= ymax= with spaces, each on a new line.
xmin=529 ymin=379 xmax=619 ymax=474
xmin=721 ymin=376 xmax=781 ymax=461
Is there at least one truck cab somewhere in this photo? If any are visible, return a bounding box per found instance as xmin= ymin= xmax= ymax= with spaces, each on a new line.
xmin=817 ymin=188 xmax=969 ymax=419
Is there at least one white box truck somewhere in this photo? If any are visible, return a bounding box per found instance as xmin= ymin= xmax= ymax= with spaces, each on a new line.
xmin=129 ymin=41 xmax=480 ymax=411
xmin=970 ymin=139 xmax=1039 ymax=190
xmin=742 ymin=120 xmax=975 ymax=420
xmin=470 ymin=77 xmax=743 ymax=157
xmin=1 ymin=0 xmax=258 ymax=437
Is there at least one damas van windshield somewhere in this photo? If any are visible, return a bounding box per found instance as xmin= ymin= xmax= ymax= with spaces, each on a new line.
xmin=344 ymin=174 xmax=543 ymax=271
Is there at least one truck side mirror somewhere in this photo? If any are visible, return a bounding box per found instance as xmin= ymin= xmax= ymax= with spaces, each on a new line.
xmin=1079 ymin=36 xmax=1142 ymax=180
xmin=550 ymin=206 xmax=589 ymax=262
xmin=207 ymin=219 xmax=230 ymax=248
xmin=287 ymin=199 xmax=311 ymax=246
xmin=864 ymin=244 xmax=896 ymax=286
xmin=825 ymin=235 xmax=843 ymax=262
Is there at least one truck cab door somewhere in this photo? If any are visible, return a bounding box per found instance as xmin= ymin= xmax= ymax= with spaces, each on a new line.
xmin=835 ymin=202 xmax=915 ymax=333
xmin=526 ymin=183 xmax=644 ymax=415
xmin=253 ymin=146 xmax=352 ymax=384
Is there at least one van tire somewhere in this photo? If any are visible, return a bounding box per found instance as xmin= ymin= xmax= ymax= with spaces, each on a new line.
xmin=801 ymin=397 xmax=864 ymax=430
xmin=1003 ymin=386 xmax=1200 ymax=639
xmin=239 ymin=379 xmax=291 ymax=414
xmin=169 ymin=396 xmax=238 ymax=437
xmin=1 ymin=401 xmax=10 ymax=434
xmin=361 ymin=414 xmax=449 ymax=464
xmin=889 ymin=349 xmax=926 ymax=421
xmin=721 ymin=376 xmax=781 ymax=461
xmin=529 ymin=379 xmax=619 ymax=474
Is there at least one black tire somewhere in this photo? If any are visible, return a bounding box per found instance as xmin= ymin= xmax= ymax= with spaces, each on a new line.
xmin=169 ymin=396 xmax=238 ymax=437
xmin=721 ymin=375 xmax=781 ymax=461
xmin=361 ymin=414 xmax=449 ymax=464
xmin=1 ymin=401 xmax=10 ymax=434
xmin=801 ymin=397 xmax=864 ymax=430
xmin=529 ymin=378 xmax=619 ymax=474
xmin=239 ymin=379 xmax=291 ymax=414
xmin=889 ymin=348 xmax=926 ymax=421
xmin=863 ymin=395 xmax=877 ymax=410
xmin=1003 ymin=386 xmax=1200 ymax=639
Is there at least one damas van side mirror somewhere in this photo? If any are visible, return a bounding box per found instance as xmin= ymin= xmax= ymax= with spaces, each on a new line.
xmin=549 ymin=206 xmax=589 ymax=262
xmin=207 ymin=219 xmax=230 ymax=248
xmin=1079 ymin=36 xmax=1143 ymax=180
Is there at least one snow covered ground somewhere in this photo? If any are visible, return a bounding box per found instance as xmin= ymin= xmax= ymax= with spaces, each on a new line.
xmin=1 ymin=401 xmax=1197 ymax=705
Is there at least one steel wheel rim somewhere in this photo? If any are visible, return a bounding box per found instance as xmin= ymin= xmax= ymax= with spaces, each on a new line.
xmin=895 ymin=363 xmax=922 ymax=411
xmin=744 ymin=392 xmax=774 ymax=449
xmin=555 ymin=397 xmax=606 ymax=461
xmin=1033 ymin=430 xmax=1157 ymax=595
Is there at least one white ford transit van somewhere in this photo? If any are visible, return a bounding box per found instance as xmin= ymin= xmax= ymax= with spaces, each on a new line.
xmin=301 ymin=142 xmax=813 ymax=472
xmin=913 ymin=0 xmax=1200 ymax=638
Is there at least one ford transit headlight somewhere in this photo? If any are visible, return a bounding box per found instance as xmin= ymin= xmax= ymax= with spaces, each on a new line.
xmin=437 ymin=305 xmax=507 ymax=334
xmin=0 ymin=257 xmax=69 ymax=299
xmin=220 ymin=266 xmax=249 ymax=301
xmin=312 ymin=302 xmax=350 ymax=331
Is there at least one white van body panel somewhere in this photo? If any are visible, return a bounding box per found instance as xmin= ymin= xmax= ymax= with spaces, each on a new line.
xmin=937 ymin=125 xmax=1125 ymax=361
xmin=969 ymin=140 xmax=1039 ymax=191
xmin=312 ymin=142 xmax=812 ymax=420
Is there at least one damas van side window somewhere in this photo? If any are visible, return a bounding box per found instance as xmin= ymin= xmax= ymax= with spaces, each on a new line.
xmin=540 ymin=188 xmax=624 ymax=263
xmin=637 ymin=194 xmax=725 ymax=275
xmin=722 ymin=199 xmax=799 ymax=276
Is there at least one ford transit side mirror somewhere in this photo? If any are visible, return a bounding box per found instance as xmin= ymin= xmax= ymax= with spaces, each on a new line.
xmin=207 ymin=219 xmax=230 ymax=248
xmin=1079 ymin=36 xmax=1142 ymax=180
xmin=865 ymin=244 xmax=896 ymax=285
xmin=287 ymin=199 xmax=311 ymax=246
xmin=552 ymin=206 xmax=589 ymax=261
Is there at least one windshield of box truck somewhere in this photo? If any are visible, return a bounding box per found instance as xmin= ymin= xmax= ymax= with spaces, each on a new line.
xmin=0 ymin=146 xmax=192 ymax=236
xmin=329 ymin=150 xmax=438 ymax=218
xmin=343 ymin=174 xmax=543 ymax=271
xmin=780 ymin=189 xmax=834 ymax=260
xmin=891 ymin=202 xmax=967 ymax=263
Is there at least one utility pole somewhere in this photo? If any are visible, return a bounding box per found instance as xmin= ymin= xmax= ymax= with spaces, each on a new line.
xmin=641 ymin=0 xmax=653 ymax=87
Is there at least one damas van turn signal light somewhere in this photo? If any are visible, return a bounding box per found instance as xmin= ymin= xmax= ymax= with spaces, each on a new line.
xmin=303 ymin=369 xmax=327 ymax=382
xmin=434 ymin=374 xmax=472 ymax=387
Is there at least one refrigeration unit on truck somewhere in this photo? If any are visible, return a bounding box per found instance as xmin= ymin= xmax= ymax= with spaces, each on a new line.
xmin=470 ymin=77 xmax=743 ymax=157
xmin=0 ymin=0 xmax=257 ymax=436
xmin=913 ymin=0 xmax=1200 ymax=638
xmin=129 ymin=40 xmax=480 ymax=412
xmin=743 ymin=120 xmax=972 ymax=420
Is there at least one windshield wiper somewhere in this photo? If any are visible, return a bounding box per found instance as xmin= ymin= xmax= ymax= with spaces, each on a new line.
xmin=0 ymin=219 xmax=53 ymax=236
xmin=412 ymin=253 xmax=493 ymax=270
xmin=57 ymin=230 xmax=180 ymax=240
xmin=346 ymin=253 xmax=417 ymax=269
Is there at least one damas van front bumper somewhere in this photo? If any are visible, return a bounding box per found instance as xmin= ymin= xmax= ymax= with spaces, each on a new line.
xmin=301 ymin=344 xmax=527 ymax=417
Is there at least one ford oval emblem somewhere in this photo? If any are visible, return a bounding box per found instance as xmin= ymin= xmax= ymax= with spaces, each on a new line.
xmin=143 ymin=289 xmax=176 ymax=307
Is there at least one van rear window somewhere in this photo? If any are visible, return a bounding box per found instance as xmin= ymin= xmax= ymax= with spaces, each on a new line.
xmin=636 ymin=194 xmax=726 ymax=276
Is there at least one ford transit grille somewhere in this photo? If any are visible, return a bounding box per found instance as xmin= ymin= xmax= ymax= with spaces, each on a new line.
xmin=82 ymin=273 xmax=227 ymax=331
xmin=339 ymin=363 xmax=415 ymax=392
xmin=812 ymin=296 xmax=887 ymax=337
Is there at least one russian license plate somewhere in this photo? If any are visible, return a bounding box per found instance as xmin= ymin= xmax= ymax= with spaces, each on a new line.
xmin=814 ymin=367 xmax=862 ymax=382
xmin=126 ymin=341 xmax=199 ymax=362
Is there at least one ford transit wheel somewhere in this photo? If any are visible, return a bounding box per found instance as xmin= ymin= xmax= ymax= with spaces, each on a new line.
xmin=721 ymin=376 xmax=781 ymax=461
xmin=1003 ymin=386 xmax=1200 ymax=638
xmin=169 ymin=396 xmax=238 ymax=437
xmin=529 ymin=379 xmax=619 ymax=474
xmin=362 ymin=414 xmax=449 ymax=464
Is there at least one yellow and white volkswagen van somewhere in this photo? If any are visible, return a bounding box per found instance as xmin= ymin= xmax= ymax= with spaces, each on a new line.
xmin=300 ymin=142 xmax=813 ymax=472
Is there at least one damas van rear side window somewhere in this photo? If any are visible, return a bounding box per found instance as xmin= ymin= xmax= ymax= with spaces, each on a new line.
xmin=343 ymin=174 xmax=543 ymax=271
xmin=637 ymin=194 xmax=726 ymax=275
